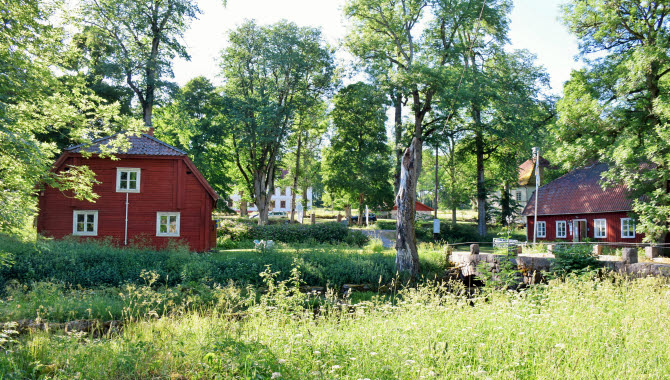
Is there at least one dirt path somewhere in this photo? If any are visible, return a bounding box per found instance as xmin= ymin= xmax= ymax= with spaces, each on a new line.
xmin=360 ymin=229 xmax=395 ymax=248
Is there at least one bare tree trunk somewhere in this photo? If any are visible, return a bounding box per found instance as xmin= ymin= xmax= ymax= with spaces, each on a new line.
xmin=358 ymin=193 xmax=365 ymax=226
xmin=345 ymin=205 xmax=352 ymax=224
xmin=395 ymin=138 xmax=420 ymax=276
xmin=290 ymin=130 xmax=303 ymax=223
xmin=475 ymin=128 xmax=487 ymax=237
xmin=434 ymin=144 xmax=438 ymax=219
xmin=393 ymin=91 xmax=403 ymax=194
xmin=240 ymin=191 xmax=247 ymax=217
xmin=253 ymin=169 xmax=275 ymax=226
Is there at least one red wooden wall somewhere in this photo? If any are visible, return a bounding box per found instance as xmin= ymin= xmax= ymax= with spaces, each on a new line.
xmin=526 ymin=212 xmax=644 ymax=244
xmin=37 ymin=154 xmax=217 ymax=252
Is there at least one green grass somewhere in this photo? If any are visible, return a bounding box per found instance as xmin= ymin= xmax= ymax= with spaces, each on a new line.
xmin=1 ymin=275 xmax=669 ymax=379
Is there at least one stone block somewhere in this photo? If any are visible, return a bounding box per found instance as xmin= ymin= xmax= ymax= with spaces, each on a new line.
xmin=470 ymin=244 xmax=479 ymax=255
xmin=547 ymin=244 xmax=555 ymax=253
xmin=310 ymin=213 xmax=316 ymax=225
xmin=645 ymin=246 xmax=659 ymax=259
xmin=517 ymin=245 xmax=523 ymax=255
xmin=593 ymin=245 xmax=603 ymax=256
xmin=622 ymin=248 xmax=638 ymax=265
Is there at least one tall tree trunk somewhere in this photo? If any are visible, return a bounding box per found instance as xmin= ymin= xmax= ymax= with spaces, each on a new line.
xmin=253 ymin=169 xmax=274 ymax=226
xmin=345 ymin=205 xmax=352 ymax=223
xmin=393 ymin=91 xmax=403 ymax=194
xmin=358 ymin=193 xmax=365 ymax=226
xmin=240 ymin=191 xmax=248 ymax=217
xmin=475 ymin=127 xmax=487 ymax=237
xmin=434 ymin=144 xmax=438 ymax=219
xmin=501 ymin=182 xmax=511 ymax=226
xmin=395 ymin=138 xmax=420 ymax=276
xmin=290 ymin=130 xmax=303 ymax=223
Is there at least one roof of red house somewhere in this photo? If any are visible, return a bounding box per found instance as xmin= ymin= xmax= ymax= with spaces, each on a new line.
xmin=67 ymin=134 xmax=186 ymax=156
xmin=62 ymin=133 xmax=219 ymax=200
xmin=521 ymin=163 xmax=633 ymax=216
xmin=392 ymin=201 xmax=435 ymax=212
xmin=518 ymin=156 xmax=551 ymax=186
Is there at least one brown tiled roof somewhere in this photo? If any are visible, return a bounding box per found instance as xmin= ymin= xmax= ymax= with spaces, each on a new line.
xmin=522 ymin=163 xmax=633 ymax=216
xmin=67 ymin=134 xmax=186 ymax=156
xmin=518 ymin=156 xmax=551 ymax=186
xmin=393 ymin=201 xmax=434 ymax=212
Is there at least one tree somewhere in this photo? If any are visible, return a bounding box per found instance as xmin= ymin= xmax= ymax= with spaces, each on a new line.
xmin=80 ymin=0 xmax=202 ymax=127
xmin=344 ymin=0 xmax=503 ymax=275
xmin=221 ymin=20 xmax=336 ymax=225
xmin=0 ymin=0 xmax=143 ymax=233
xmin=556 ymin=0 xmax=670 ymax=242
xmin=154 ymin=76 xmax=232 ymax=200
xmin=322 ymin=83 xmax=394 ymax=224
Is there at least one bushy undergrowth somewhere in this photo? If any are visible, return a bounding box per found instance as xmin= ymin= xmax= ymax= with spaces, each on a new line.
xmin=1 ymin=274 xmax=669 ymax=378
xmin=217 ymin=221 xmax=368 ymax=247
xmin=0 ymin=235 xmax=438 ymax=290
xmin=549 ymin=244 xmax=601 ymax=277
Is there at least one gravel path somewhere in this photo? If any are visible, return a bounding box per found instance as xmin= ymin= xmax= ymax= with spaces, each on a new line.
xmin=360 ymin=229 xmax=395 ymax=248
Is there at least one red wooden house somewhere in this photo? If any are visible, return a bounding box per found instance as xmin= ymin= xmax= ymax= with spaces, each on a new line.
xmin=521 ymin=163 xmax=642 ymax=243
xmin=37 ymin=133 xmax=219 ymax=252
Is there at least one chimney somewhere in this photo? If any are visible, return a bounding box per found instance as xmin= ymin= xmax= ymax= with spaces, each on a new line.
xmin=147 ymin=125 xmax=154 ymax=136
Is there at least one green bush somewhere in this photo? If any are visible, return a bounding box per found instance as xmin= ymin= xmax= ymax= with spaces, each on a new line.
xmin=549 ymin=244 xmax=601 ymax=277
xmin=217 ymin=222 xmax=368 ymax=247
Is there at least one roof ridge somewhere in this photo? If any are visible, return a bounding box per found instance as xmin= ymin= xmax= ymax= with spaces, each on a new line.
xmin=66 ymin=134 xmax=117 ymax=152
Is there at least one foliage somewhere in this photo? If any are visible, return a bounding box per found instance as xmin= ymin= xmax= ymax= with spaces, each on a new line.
xmin=79 ymin=0 xmax=202 ymax=126
xmin=557 ymin=0 xmax=670 ymax=241
xmin=154 ymin=76 xmax=232 ymax=200
xmin=221 ymin=20 xmax=336 ymax=225
xmin=218 ymin=222 xmax=370 ymax=247
xmin=549 ymin=244 xmax=600 ymax=278
xmin=322 ymin=82 xmax=394 ymax=219
xmin=2 ymin=275 xmax=670 ymax=378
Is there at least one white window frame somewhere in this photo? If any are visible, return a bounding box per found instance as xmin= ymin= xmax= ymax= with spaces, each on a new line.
xmin=156 ymin=212 xmax=180 ymax=237
xmin=556 ymin=221 xmax=567 ymax=238
xmin=73 ymin=210 xmax=98 ymax=236
xmin=515 ymin=191 xmax=522 ymax=202
xmin=536 ymin=221 xmax=546 ymax=238
xmin=621 ymin=218 xmax=636 ymax=239
xmin=116 ymin=168 xmax=141 ymax=193
xmin=594 ymin=219 xmax=607 ymax=238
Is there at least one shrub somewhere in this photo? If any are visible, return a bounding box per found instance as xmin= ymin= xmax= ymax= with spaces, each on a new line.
xmin=549 ymin=244 xmax=600 ymax=277
xmin=217 ymin=222 xmax=368 ymax=247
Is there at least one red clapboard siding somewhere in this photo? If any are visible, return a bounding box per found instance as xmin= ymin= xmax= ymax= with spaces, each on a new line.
xmin=37 ymin=153 xmax=218 ymax=252
xmin=526 ymin=212 xmax=644 ymax=244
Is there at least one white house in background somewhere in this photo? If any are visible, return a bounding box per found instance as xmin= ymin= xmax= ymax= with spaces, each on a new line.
xmin=229 ymin=186 xmax=313 ymax=214
xmin=491 ymin=156 xmax=552 ymax=216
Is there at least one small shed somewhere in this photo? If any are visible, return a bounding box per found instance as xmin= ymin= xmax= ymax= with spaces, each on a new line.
xmin=522 ymin=163 xmax=642 ymax=243
xmin=37 ymin=133 xmax=219 ymax=252
xmin=391 ymin=201 xmax=435 ymax=220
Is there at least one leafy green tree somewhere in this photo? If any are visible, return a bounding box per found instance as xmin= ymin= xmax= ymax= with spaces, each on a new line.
xmin=221 ymin=20 xmax=336 ymax=225
xmin=154 ymin=76 xmax=231 ymax=200
xmin=0 ymin=0 xmax=143 ymax=233
xmin=79 ymin=0 xmax=202 ymax=127
xmin=556 ymin=0 xmax=670 ymax=242
xmin=322 ymin=83 xmax=394 ymax=224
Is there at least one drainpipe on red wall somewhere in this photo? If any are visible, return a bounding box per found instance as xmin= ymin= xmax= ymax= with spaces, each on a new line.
xmin=124 ymin=193 xmax=129 ymax=245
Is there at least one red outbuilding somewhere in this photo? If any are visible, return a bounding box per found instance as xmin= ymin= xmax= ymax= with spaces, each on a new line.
xmin=36 ymin=133 xmax=219 ymax=252
xmin=521 ymin=163 xmax=642 ymax=244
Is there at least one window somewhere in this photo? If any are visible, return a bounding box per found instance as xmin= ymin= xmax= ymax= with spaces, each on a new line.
xmin=594 ymin=219 xmax=607 ymax=238
xmin=280 ymin=200 xmax=286 ymax=208
xmin=621 ymin=218 xmax=635 ymax=238
xmin=73 ymin=210 xmax=98 ymax=236
xmin=536 ymin=221 xmax=546 ymax=238
xmin=516 ymin=191 xmax=522 ymax=202
xmin=156 ymin=212 xmax=180 ymax=237
xmin=117 ymin=168 xmax=141 ymax=192
xmin=556 ymin=221 xmax=567 ymax=238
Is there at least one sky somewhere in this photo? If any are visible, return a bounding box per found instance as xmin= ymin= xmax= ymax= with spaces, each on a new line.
xmin=172 ymin=0 xmax=581 ymax=95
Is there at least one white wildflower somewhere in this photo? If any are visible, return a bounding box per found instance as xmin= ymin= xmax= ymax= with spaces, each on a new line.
xmin=555 ymin=343 xmax=566 ymax=349
xmin=271 ymin=373 xmax=282 ymax=379
xmin=278 ymin=359 xmax=287 ymax=364
xmin=331 ymin=365 xmax=342 ymax=370
xmin=370 ymin=352 xmax=378 ymax=356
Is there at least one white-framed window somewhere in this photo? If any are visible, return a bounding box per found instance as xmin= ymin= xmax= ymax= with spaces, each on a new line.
xmin=556 ymin=221 xmax=567 ymax=238
xmin=73 ymin=210 xmax=98 ymax=236
xmin=594 ymin=219 xmax=607 ymax=238
xmin=516 ymin=191 xmax=522 ymax=202
xmin=156 ymin=212 xmax=180 ymax=237
xmin=116 ymin=168 xmax=141 ymax=193
xmin=536 ymin=221 xmax=546 ymax=238
xmin=621 ymin=218 xmax=635 ymax=238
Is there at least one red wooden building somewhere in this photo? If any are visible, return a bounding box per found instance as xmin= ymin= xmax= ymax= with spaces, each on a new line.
xmin=37 ymin=133 xmax=219 ymax=252
xmin=522 ymin=163 xmax=643 ymax=243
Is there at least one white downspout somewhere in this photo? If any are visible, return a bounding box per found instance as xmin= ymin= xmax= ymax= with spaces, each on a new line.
xmin=124 ymin=192 xmax=129 ymax=245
